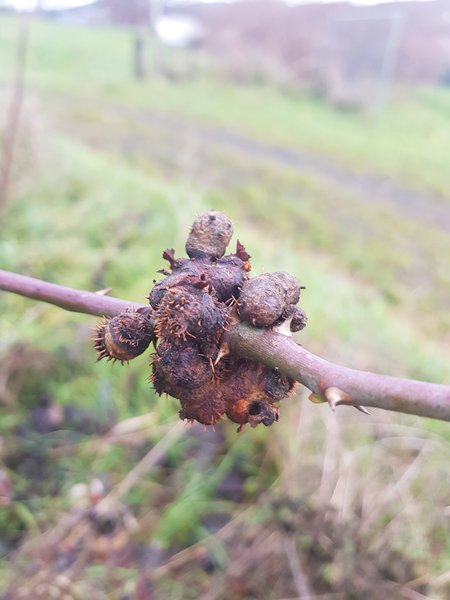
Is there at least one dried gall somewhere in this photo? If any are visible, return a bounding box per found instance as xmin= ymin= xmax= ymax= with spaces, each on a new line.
xmin=237 ymin=272 xmax=301 ymax=327
xmin=185 ymin=211 xmax=233 ymax=259
xmin=93 ymin=312 xmax=154 ymax=363
xmin=97 ymin=211 xmax=307 ymax=430
xmin=290 ymin=307 xmax=308 ymax=332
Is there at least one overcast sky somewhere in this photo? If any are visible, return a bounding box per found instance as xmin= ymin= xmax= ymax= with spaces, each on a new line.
xmin=4 ymin=1 xmax=96 ymax=10
xmin=286 ymin=0 xmax=433 ymax=5
xmin=4 ymin=0 xmax=437 ymax=10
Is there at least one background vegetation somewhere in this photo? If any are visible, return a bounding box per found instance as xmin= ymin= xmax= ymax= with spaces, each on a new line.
xmin=0 ymin=13 xmax=449 ymax=599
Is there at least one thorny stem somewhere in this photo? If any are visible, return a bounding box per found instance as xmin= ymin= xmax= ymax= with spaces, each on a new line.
xmin=1 ymin=269 xmax=449 ymax=422
xmin=229 ymin=324 xmax=450 ymax=422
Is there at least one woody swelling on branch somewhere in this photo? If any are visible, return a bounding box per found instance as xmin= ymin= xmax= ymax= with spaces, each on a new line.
xmin=0 ymin=211 xmax=449 ymax=425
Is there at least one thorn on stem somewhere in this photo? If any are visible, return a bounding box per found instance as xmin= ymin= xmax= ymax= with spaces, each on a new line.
xmin=214 ymin=343 xmax=229 ymax=365
xmin=323 ymin=387 xmax=370 ymax=416
xmin=95 ymin=287 xmax=112 ymax=296
xmin=324 ymin=386 xmax=353 ymax=411
xmin=273 ymin=317 xmax=293 ymax=337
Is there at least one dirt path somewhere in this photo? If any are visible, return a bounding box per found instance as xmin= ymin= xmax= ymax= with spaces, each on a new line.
xmin=55 ymin=97 xmax=450 ymax=233
xmin=114 ymin=104 xmax=450 ymax=233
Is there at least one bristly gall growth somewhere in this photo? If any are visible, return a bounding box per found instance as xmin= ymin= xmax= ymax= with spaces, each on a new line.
xmin=93 ymin=311 xmax=154 ymax=363
xmin=94 ymin=211 xmax=307 ymax=430
xmin=148 ymin=212 xmax=307 ymax=429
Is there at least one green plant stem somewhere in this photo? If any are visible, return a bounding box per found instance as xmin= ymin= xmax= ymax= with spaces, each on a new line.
xmin=1 ymin=269 xmax=449 ymax=422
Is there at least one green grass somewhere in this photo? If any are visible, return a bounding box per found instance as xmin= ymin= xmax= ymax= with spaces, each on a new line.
xmin=16 ymin=88 xmax=447 ymax=343
xmin=211 ymin=163 xmax=450 ymax=340
xmin=2 ymin=14 xmax=448 ymax=337
xmin=0 ymin=13 xmax=449 ymax=599
xmin=1 ymin=15 xmax=449 ymax=195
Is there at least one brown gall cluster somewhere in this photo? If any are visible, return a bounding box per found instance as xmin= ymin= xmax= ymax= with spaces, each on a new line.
xmin=94 ymin=211 xmax=307 ymax=431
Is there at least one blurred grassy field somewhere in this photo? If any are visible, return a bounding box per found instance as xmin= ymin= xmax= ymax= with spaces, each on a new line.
xmin=2 ymin=16 xmax=450 ymax=196
xmin=0 ymin=14 xmax=449 ymax=600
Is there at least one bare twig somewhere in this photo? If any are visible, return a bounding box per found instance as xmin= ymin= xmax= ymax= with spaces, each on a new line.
xmin=0 ymin=269 xmax=144 ymax=316
xmin=1 ymin=269 xmax=449 ymax=421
